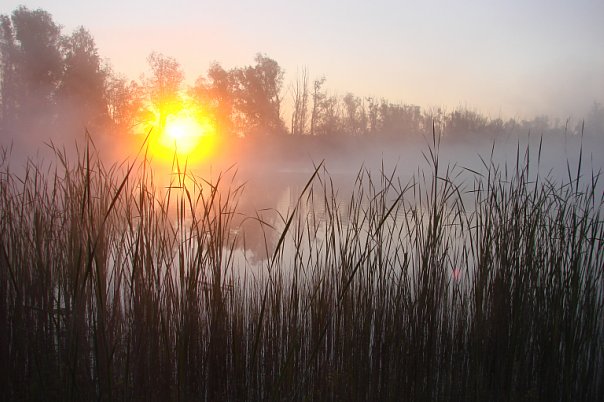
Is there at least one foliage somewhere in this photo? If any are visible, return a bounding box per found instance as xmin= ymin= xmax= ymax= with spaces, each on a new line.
xmin=0 ymin=6 xmax=62 ymax=130
xmin=145 ymin=52 xmax=184 ymax=130
xmin=58 ymin=26 xmax=109 ymax=129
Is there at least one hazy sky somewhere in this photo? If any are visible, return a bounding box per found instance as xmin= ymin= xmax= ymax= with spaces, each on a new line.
xmin=3 ymin=0 xmax=603 ymax=120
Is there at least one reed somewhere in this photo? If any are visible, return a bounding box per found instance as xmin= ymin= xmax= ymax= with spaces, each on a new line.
xmin=0 ymin=136 xmax=602 ymax=401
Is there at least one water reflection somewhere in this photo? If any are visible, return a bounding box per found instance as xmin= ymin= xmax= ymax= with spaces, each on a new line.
xmin=148 ymin=129 xmax=603 ymax=272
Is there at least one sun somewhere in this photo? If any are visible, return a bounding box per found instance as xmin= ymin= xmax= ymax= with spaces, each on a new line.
xmin=146 ymin=100 xmax=217 ymax=163
xmin=161 ymin=113 xmax=203 ymax=154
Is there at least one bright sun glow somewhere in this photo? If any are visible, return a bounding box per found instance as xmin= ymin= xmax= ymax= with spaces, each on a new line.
xmin=145 ymin=98 xmax=217 ymax=163
xmin=161 ymin=113 xmax=203 ymax=154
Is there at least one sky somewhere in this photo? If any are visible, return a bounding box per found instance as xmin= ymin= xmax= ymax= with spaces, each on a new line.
xmin=2 ymin=0 xmax=603 ymax=120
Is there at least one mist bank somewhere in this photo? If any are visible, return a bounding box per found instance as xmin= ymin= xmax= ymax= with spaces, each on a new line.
xmin=2 ymin=122 xmax=603 ymax=191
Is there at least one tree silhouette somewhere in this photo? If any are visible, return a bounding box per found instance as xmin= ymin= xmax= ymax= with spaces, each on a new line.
xmin=145 ymin=52 xmax=184 ymax=131
xmin=342 ymin=93 xmax=366 ymax=135
xmin=0 ymin=15 xmax=18 ymax=129
xmin=232 ymin=54 xmax=285 ymax=136
xmin=315 ymin=94 xmax=341 ymax=136
xmin=57 ymin=26 xmax=109 ymax=130
xmin=1 ymin=5 xmax=597 ymax=148
xmin=310 ymin=77 xmax=326 ymax=136
xmin=106 ymin=73 xmax=145 ymax=134
xmin=378 ymin=101 xmax=422 ymax=137
xmin=291 ymin=67 xmax=309 ymax=136
xmin=191 ymin=62 xmax=236 ymax=137
xmin=0 ymin=6 xmax=62 ymax=131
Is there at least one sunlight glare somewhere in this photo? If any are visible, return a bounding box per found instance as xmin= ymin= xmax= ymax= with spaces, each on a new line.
xmin=161 ymin=113 xmax=203 ymax=154
xmin=146 ymin=100 xmax=217 ymax=163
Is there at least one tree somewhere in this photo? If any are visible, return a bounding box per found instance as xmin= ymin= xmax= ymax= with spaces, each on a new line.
xmin=366 ymin=97 xmax=379 ymax=135
xmin=145 ymin=52 xmax=184 ymax=130
xmin=342 ymin=93 xmax=366 ymax=135
xmin=378 ymin=101 xmax=422 ymax=137
xmin=0 ymin=6 xmax=62 ymax=130
xmin=233 ymin=54 xmax=285 ymax=136
xmin=290 ymin=67 xmax=309 ymax=135
xmin=446 ymin=107 xmax=488 ymax=137
xmin=314 ymin=94 xmax=342 ymax=136
xmin=106 ymin=73 xmax=145 ymax=134
xmin=0 ymin=15 xmax=18 ymax=128
xmin=310 ymin=77 xmax=326 ymax=136
xmin=191 ymin=62 xmax=235 ymax=136
xmin=422 ymin=106 xmax=446 ymax=136
xmin=585 ymin=102 xmax=604 ymax=138
xmin=57 ymin=26 xmax=109 ymax=130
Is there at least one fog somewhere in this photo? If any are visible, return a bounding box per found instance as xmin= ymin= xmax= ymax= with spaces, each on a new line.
xmin=2 ymin=92 xmax=603 ymax=192
xmin=2 ymin=5 xmax=603 ymax=241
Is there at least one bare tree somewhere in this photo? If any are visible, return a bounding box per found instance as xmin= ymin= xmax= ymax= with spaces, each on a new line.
xmin=290 ymin=67 xmax=309 ymax=135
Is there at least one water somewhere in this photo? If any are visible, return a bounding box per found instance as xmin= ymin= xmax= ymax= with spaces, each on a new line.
xmin=186 ymin=132 xmax=602 ymax=265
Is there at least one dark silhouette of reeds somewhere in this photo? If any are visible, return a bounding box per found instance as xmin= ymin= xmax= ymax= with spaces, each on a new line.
xmin=0 ymin=136 xmax=602 ymax=401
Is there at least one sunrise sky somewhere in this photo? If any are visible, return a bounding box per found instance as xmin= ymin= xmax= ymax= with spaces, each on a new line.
xmin=3 ymin=0 xmax=603 ymax=120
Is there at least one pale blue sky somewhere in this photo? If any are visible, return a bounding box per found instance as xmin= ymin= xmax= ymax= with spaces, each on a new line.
xmin=3 ymin=0 xmax=603 ymax=119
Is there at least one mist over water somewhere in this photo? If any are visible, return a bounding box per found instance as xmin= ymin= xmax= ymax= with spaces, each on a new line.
xmin=3 ymin=117 xmax=602 ymax=207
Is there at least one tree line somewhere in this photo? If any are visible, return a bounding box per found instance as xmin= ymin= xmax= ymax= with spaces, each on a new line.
xmin=1 ymin=6 xmax=602 ymax=142
xmin=0 ymin=7 xmax=286 ymax=139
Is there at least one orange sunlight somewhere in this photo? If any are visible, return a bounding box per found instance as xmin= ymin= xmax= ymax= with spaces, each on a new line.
xmin=146 ymin=98 xmax=217 ymax=164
